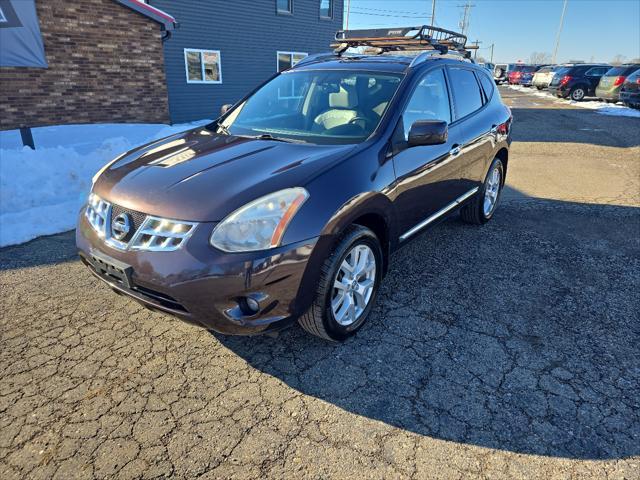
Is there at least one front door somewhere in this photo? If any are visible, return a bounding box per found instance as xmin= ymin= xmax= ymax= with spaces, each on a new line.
xmin=391 ymin=67 xmax=465 ymax=239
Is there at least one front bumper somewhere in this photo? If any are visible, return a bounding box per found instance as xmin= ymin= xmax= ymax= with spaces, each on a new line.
xmin=76 ymin=209 xmax=323 ymax=335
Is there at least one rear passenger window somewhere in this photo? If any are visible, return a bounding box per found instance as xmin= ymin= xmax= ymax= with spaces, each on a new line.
xmin=478 ymin=72 xmax=494 ymax=102
xmin=402 ymin=69 xmax=451 ymax=139
xmin=448 ymin=67 xmax=483 ymax=119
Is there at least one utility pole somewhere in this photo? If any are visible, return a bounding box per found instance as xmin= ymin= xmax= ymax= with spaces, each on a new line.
xmin=472 ymin=40 xmax=482 ymax=60
xmin=345 ymin=0 xmax=351 ymax=30
xmin=431 ymin=0 xmax=436 ymax=25
xmin=489 ymin=43 xmax=494 ymax=63
xmin=552 ymin=0 xmax=568 ymax=64
xmin=457 ymin=2 xmax=475 ymax=36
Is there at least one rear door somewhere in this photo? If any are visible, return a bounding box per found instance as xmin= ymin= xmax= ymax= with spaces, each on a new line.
xmin=446 ymin=65 xmax=494 ymax=193
xmin=585 ymin=66 xmax=610 ymax=94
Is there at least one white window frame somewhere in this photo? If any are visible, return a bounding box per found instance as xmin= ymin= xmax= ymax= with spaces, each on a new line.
xmin=276 ymin=0 xmax=293 ymax=15
xmin=184 ymin=48 xmax=222 ymax=84
xmin=319 ymin=0 xmax=333 ymax=19
xmin=276 ymin=51 xmax=308 ymax=72
xmin=0 ymin=7 xmax=7 ymax=23
xmin=276 ymin=52 xmax=308 ymax=101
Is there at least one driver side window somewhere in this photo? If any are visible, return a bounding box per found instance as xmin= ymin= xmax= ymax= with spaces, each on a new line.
xmin=402 ymin=69 xmax=451 ymax=140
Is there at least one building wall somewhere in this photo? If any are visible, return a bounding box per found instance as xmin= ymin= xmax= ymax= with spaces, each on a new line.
xmin=150 ymin=0 xmax=343 ymax=123
xmin=0 ymin=0 xmax=170 ymax=131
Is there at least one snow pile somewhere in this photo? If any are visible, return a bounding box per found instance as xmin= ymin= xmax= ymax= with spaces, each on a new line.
xmin=507 ymin=84 xmax=640 ymax=118
xmin=0 ymin=120 xmax=210 ymax=247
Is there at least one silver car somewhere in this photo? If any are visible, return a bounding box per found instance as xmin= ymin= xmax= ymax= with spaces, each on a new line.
xmin=532 ymin=65 xmax=561 ymax=90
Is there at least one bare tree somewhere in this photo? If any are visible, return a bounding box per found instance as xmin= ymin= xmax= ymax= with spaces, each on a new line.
xmin=530 ymin=51 xmax=552 ymax=64
xmin=475 ymin=55 xmax=487 ymax=63
xmin=611 ymin=54 xmax=627 ymax=65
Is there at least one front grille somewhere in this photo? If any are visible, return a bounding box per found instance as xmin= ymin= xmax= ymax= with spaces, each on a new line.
xmin=86 ymin=193 xmax=197 ymax=252
xmin=110 ymin=204 xmax=147 ymax=242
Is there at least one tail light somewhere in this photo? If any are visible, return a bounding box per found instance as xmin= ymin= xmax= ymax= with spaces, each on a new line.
xmin=613 ymin=76 xmax=626 ymax=86
xmin=559 ymin=75 xmax=572 ymax=86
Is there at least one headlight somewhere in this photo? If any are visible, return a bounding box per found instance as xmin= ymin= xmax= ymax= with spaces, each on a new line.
xmin=210 ymin=188 xmax=309 ymax=252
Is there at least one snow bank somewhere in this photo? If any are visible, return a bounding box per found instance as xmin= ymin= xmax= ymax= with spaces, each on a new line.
xmin=507 ymin=85 xmax=640 ymax=118
xmin=0 ymin=120 xmax=210 ymax=247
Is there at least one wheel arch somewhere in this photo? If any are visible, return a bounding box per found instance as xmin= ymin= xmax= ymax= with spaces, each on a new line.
xmin=495 ymin=147 xmax=509 ymax=179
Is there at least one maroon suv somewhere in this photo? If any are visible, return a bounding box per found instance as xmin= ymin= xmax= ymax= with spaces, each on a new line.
xmin=78 ymin=29 xmax=511 ymax=341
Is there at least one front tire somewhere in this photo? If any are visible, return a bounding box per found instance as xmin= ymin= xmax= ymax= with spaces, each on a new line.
xmin=460 ymin=158 xmax=504 ymax=225
xmin=298 ymin=225 xmax=383 ymax=341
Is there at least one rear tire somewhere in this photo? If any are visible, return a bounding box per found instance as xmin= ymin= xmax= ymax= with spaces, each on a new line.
xmin=461 ymin=158 xmax=504 ymax=225
xmin=298 ymin=225 xmax=383 ymax=341
xmin=569 ymin=86 xmax=586 ymax=101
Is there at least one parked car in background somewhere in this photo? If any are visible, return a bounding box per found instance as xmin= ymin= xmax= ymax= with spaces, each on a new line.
xmin=532 ymin=65 xmax=561 ymax=90
xmin=619 ymin=69 xmax=640 ymax=109
xmin=494 ymin=63 xmax=517 ymax=84
xmin=478 ymin=62 xmax=495 ymax=72
xmin=508 ymin=65 xmax=541 ymax=85
xmin=596 ymin=64 xmax=640 ymax=103
xmin=548 ymin=64 xmax=611 ymax=101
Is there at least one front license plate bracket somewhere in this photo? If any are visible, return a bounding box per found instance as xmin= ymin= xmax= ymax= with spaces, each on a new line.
xmin=89 ymin=250 xmax=134 ymax=289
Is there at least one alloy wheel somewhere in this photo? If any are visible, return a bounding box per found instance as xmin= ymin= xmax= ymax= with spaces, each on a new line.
xmin=331 ymin=244 xmax=377 ymax=326
xmin=571 ymin=88 xmax=585 ymax=101
xmin=483 ymin=165 xmax=502 ymax=217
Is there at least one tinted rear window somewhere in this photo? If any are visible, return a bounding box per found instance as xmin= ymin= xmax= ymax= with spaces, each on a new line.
xmin=448 ymin=67 xmax=483 ymax=119
xmin=606 ymin=65 xmax=640 ymax=76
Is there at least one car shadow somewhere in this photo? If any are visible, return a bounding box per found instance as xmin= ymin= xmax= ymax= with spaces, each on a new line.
xmin=215 ymin=193 xmax=640 ymax=460
xmin=508 ymin=106 xmax=640 ymax=147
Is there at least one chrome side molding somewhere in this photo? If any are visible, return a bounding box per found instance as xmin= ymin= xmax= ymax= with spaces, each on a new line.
xmin=399 ymin=187 xmax=479 ymax=242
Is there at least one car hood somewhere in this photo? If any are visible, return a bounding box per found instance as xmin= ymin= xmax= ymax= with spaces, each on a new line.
xmin=94 ymin=127 xmax=356 ymax=221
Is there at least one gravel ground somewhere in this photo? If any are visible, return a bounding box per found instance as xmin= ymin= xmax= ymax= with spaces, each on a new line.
xmin=1 ymin=86 xmax=639 ymax=479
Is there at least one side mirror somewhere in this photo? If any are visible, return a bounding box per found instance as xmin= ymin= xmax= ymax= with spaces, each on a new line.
xmin=220 ymin=103 xmax=233 ymax=116
xmin=408 ymin=120 xmax=448 ymax=147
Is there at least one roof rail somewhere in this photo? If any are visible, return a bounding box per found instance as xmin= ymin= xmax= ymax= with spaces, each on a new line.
xmin=331 ymin=25 xmax=477 ymax=57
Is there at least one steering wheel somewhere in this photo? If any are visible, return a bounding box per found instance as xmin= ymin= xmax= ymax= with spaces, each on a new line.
xmin=348 ymin=116 xmax=375 ymax=130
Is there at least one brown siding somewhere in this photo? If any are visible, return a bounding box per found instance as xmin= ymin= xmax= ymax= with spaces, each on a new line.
xmin=0 ymin=0 xmax=170 ymax=130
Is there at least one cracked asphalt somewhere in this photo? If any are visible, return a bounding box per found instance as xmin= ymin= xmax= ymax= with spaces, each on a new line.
xmin=1 ymin=86 xmax=639 ymax=479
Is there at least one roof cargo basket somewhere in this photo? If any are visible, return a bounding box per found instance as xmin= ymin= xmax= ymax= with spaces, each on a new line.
xmin=331 ymin=25 xmax=476 ymax=58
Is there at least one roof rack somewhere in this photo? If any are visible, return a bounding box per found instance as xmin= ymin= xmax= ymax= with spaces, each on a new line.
xmin=331 ymin=26 xmax=477 ymax=57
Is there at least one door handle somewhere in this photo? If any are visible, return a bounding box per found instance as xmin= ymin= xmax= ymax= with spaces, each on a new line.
xmin=450 ymin=146 xmax=461 ymax=156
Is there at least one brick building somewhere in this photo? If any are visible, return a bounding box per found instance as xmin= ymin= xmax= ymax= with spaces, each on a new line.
xmin=0 ymin=0 xmax=344 ymax=130
xmin=0 ymin=0 xmax=175 ymax=130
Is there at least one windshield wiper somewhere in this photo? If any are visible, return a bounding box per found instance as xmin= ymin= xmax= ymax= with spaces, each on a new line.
xmin=249 ymin=133 xmax=307 ymax=144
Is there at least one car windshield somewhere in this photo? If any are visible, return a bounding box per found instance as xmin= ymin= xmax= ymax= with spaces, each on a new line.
xmin=216 ymin=70 xmax=403 ymax=145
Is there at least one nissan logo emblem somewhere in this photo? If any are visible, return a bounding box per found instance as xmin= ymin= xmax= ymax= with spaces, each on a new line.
xmin=111 ymin=213 xmax=131 ymax=241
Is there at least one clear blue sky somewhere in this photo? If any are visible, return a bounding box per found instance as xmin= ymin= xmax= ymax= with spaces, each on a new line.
xmin=344 ymin=0 xmax=640 ymax=63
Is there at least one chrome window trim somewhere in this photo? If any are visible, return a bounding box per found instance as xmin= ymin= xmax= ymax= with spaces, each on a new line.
xmin=399 ymin=187 xmax=479 ymax=241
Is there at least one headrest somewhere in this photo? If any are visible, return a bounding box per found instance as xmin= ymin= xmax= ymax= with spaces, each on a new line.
xmin=329 ymin=85 xmax=358 ymax=109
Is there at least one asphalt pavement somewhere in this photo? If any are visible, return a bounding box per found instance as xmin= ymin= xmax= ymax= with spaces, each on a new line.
xmin=1 ymin=86 xmax=639 ymax=479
